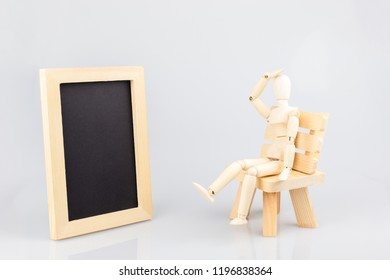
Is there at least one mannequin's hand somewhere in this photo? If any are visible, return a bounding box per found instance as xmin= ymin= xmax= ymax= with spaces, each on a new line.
xmin=265 ymin=68 xmax=284 ymax=79
xmin=278 ymin=167 xmax=291 ymax=181
xmin=249 ymin=68 xmax=284 ymax=100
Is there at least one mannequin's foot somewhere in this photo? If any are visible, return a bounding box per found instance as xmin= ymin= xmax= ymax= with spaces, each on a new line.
xmin=193 ymin=182 xmax=215 ymax=203
xmin=230 ymin=217 xmax=248 ymax=225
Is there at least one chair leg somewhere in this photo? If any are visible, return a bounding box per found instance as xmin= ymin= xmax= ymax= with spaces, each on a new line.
xmin=289 ymin=187 xmax=318 ymax=228
xmin=277 ymin=192 xmax=281 ymax=215
xmin=230 ymin=182 xmax=256 ymax=219
xmin=263 ymin=192 xmax=278 ymax=237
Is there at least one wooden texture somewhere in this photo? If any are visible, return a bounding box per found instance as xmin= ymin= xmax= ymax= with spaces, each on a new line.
xmin=263 ymin=192 xmax=278 ymax=237
xmin=40 ymin=67 xmax=152 ymax=240
xmin=230 ymin=182 xmax=242 ymax=219
xmin=252 ymin=98 xmax=271 ymax=119
xmin=261 ymin=144 xmax=319 ymax=174
xmin=295 ymin=132 xmax=323 ymax=152
xmin=230 ymin=182 xmax=256 ymax=219
xmin=236 ymin=170 xmax=324 ymax=193
xmin=234 ymin=111 xmax=328 ymax=236
xmin=264 ymin=123 xmax=287 ymax=140
xmin=299 ymin=111 xmax=328 ymax=131
xmin=292 ymin=153 xmax=319 ymax=174
xmin=289 ymin=187 xmax=318 ymax=228
xmin=261 ymin=112 xmax=328 ymax=174
xmin=250 ymin=69 xmax=284 ymax=99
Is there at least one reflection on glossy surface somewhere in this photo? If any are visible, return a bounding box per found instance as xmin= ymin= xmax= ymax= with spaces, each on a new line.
xmin=230 ymin=224 xmax=256 ymax=259
xmin=1 ymin=167 xmax=390 ymax=259
xmin=48 ymin=222 xmax=152 ymax=260
xmin=69 ymin=240 xmax=138 ymax=260
xmin=292 ymin=230 xmax=313 ymax=259
xmin=260 ymin=238 xmax=279 ymax=260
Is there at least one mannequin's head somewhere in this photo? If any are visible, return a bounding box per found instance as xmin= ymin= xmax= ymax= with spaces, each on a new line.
xmin=273 ymin=75 xmax=291 ymax=101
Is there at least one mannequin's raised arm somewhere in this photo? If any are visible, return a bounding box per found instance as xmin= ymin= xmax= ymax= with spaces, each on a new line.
xmin=249 ymin=69 xmax=284 ymax=119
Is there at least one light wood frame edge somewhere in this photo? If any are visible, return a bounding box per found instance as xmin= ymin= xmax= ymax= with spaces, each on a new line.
xmin=40 ymin=66 xmax=152 ymax=240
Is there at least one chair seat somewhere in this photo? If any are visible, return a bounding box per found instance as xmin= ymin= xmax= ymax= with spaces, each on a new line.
xmin=237 ymin=170 xmax=325 ymax=193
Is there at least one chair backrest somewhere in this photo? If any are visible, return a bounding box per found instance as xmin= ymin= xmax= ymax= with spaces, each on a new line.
xmin=261 ymin=111 xmax=329 ymax=174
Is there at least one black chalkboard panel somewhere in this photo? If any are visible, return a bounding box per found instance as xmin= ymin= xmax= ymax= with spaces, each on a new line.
xmin=60 ymin=81 xmax=138 ymax=221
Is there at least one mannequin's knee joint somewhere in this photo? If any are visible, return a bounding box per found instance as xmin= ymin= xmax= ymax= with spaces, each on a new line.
xmin=246 ymin=167 xmax=258 ymax=176
xmin=235 ymin=160 xmax=246 ymax=169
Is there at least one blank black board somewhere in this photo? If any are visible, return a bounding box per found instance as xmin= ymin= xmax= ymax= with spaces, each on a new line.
xmin=60 ymin=81 xmax=138 ymax=221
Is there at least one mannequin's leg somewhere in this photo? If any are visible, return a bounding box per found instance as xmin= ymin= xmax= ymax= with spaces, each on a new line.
xmin=231 ymin=160 xmax=283 ymax=225
xmin=193 ymin=158 xmax=268 ymax=202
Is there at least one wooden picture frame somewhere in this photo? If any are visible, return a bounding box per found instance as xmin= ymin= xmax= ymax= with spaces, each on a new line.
xmin=40 ymin=66 xmax=152 ymax=240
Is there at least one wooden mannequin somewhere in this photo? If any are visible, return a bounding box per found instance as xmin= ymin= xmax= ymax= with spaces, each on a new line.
xmin=193 ymin=69 xmax=299 ymax=225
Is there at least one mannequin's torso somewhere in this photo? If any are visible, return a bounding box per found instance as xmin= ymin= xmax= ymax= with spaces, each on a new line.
xmin=266 ymin=105 xmax=298 ymax=161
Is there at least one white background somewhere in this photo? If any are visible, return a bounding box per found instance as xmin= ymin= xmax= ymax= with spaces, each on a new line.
xmin=0 ymin=0 xmax=389 ymax=259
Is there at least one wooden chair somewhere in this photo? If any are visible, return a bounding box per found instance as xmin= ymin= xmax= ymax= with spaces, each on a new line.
xmin=230 ymin=111 xmax=329 ymax=236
